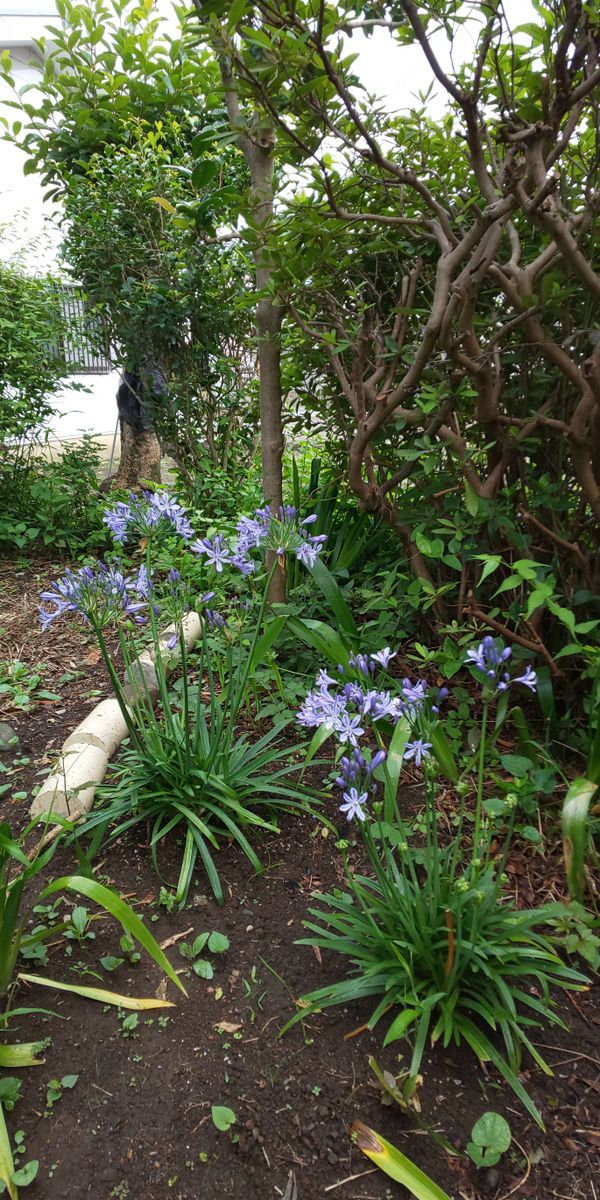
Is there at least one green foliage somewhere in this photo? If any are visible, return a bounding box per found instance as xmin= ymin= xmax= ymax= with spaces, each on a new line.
xmin=211 ymin=1105 xmax=236 ymax=1132
xmin=2 ymin=0 xmax=256 ymax=485
xmin=179 ymin=930 xmax=229 ymax=979
xmin=0 ymin=259 xmax=68 ymax=443
xmin=0 ymin=438 xmax=106 ymax=555
xmin=0 ymin=817 xmax=184 ymax=1009
xmin=290 ymin=691 xmax=587 ymax=1127
xmin=83 ymin=612 xmax=317 ymax=907
xmin=351 ymin=1120 xmax=451 ymax=1200
xmin=0 ymin=663 xmax=59 ymax=712
xmin=562 ymin=778 xmax=598 ymax=905
xmin=61 ymin=120 xmax=252 ymax=473
xmin=0 ymin=1083 xmax=20 ymax=1116
xmin=466 ymin=1112 xmax=512 ymax=1169
xmin=45 ymin=1075 xmax=78 ymax=1109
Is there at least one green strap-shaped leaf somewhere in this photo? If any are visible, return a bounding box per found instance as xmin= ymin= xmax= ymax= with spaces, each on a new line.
xmin=18 ymin=974 xmax=175 ymax=1011
xmin=458 ymin=1016 xmax=544 ymax=1129
xmin=384 ymin=717 xmax=411 ymax=819
xmin=0 ymin=1101 xmax=17 ymax=1200
xmin=430 ymin=726 xmax=458 ymax=782
xmin=40 ymin=875 xmax=186 ymax=995
xmin=287 ymin=616 xmax=351 ymax=668
xmin=351 ymin=1121 xmax=451 ymax=1200
xmin=250 ymin=615 xmax=287 ymax=671
xmin=562 ymin=777 xmax=598 ymax=903
xmin=307 ymin=558 xmax=358 ymax=639
xmin=0 ymin=1043 xmax=46 ymax=1069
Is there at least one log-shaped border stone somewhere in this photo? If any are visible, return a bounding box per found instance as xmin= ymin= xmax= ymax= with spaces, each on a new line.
xmin=30 ymin=612 xmax=202 ymax=820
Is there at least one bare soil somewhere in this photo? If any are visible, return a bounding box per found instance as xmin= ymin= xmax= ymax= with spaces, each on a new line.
xmin=1 ymin=559 xmax=598 ymax=1200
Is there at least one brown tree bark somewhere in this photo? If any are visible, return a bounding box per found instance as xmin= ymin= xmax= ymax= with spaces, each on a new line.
xmin=214 ymin=56 xmax=286 ymax=603
xmin=109 ymin=423 xmax=162 ymax=490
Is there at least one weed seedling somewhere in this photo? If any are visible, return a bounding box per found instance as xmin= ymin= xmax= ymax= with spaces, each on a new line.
xmin=64 ymin=906 xmax=95 ymax=951
xmin=45 ymin=1075 xmax=79 ymax=1110
xmin=467 ymin=1112 xmax=512 ymax=1168
xmin=0 ymin=1076 xmax=22 ymax=1111
xmin=180 ymin=931 xmax=229 ymax=979
xmin=211 ymin=1106 xmax=236 ymax=1132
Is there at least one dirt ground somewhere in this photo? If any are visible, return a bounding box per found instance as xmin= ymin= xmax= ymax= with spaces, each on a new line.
xmin=1 ymin=560 xmax=598 ymax=1200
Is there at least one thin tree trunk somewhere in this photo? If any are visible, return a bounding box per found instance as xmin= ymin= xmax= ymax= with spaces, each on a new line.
xmin=218 ymin=59 xmax=286 ymax=603
xmin=111 ymin=421 xmax=162 ymax=489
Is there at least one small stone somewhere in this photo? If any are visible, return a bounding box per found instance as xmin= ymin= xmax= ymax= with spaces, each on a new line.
xmin=121 ymin=659 xmax=159 ymax=704
xmin=0 ymin=722 xmax=18 ymax=750
xmin=483 ymin=1168 xmax=500 ymax=1192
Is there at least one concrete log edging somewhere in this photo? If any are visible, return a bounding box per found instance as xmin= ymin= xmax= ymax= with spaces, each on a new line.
xmin=30 ymin=612 xmax=202 ymax=820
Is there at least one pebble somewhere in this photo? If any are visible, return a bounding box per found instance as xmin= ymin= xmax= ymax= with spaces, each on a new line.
xmin=0 ymin=722 xmax=18 ymax=750
xmin=483 ymin=1168 xmax=500 ymax=1192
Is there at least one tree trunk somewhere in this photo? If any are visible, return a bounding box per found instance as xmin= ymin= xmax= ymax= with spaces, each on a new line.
xmin=218 ymin=59 xmax=286 ymax=603
xmin=110 ymin=422 xmax=162 ymax=490
xmin=104 ymin=368 xmax=162 ymax=490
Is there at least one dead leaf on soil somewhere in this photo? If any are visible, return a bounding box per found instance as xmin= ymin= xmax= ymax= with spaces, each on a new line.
xmin=281 ymin=1171 xmax=297 ymax=1200
xmin=160 ymin=927 xmax=193 ymax=950
xmin=312 ymin=945 xmax=322 ymax=966
xmin=579 ymin=1129 xmax=600 ymax=1146
xmin=214 ymin=1021 xmax=242 ymax=1034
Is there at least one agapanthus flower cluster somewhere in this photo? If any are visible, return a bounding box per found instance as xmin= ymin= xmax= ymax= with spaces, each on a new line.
xmin=465 ymin=636 xmax=537 ymax=695
xmin=298 ymin=651 xmax=435 ymax=824
xmin=194 ymin=505 xmax=327 ymax=578
xmin=298 ymin=654 xmax=432 ymax=750
xmin=104 ymin=491 xmax=194 ymax=545
xmin=335 ymin=748 xmax=387 ymax=822
xmin=39 ymin=562 xmax=147 ymax=631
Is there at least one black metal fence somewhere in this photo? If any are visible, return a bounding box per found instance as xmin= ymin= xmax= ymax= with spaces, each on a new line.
xmin=54 ymin=285 xmax=113 ymax=375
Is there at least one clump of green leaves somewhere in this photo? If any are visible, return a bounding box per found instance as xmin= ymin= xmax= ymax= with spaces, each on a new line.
xmin=180 ymin=931 xmax=229 ymax=980
xmin=211 ymin=1105 xmax=236 ymax=1132
xmin=0 ymin=1080 xmax=21 ymax=1114
xmin=467 ymin=1112 xmax=512 ymax=1169
xmin=0 ymin=663 xmax=59 ymax=712
xmin=45 ymin=1075 xmax=79 ymax=1110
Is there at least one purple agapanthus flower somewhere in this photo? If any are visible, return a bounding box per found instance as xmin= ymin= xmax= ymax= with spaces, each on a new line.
xmin=340 ymin=787 xmax=368 ymax=822
xmin=103 ymin=500 xmax=132 ymax=544
xmin=231 ymin=554 xmax=255 ymax=578
xmin=336 ymin=712 xmax=365 ymax=747
xmin=514 ymin=665 xmax=537 ymax=691
xmin=400 ymin=678 xmax=428 ymax=708
xmin=465 ymin=636 xmax=537 ymax=695
xmin=135 ymin=563 xmax=152 ymax=600
xmin=370 ymin=647 xmax=396 ymax=669
xmin=404 ymin=739 xmax=432 ymax=767
xmin=297 ymin=687 xmax=348 ymax=730
xmin=205 ymin=608 xmax=227 ymax=629
xmin=295 ymin=541 xmax=321 ymax=568
xmin=192 ymin=534 xmax=232 ymax=572
xmin=349 ymin=653 xmax=374 ymax=679
xmin=103 ymin=491 xmax=194 ymax=545
xmin=147 ymin=492 xmax=194 ymax=541
xmin=40 ymin=562 xmax=146 ymax=630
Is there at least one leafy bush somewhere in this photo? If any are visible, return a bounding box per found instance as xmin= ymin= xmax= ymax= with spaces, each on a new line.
xmin=37 ymin=492 xmax=336 ymax=903
xmin=290 ymin=638 xmax=586 ymax=1126
xmin=0 ymin=259 xmax=68 ymax=444
xmin=0 ymin=438 xmax=106 ymax=554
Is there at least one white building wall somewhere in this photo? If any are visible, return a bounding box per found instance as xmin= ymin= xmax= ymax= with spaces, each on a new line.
xmin=0 ymin=3 xmax=120 ymax=440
